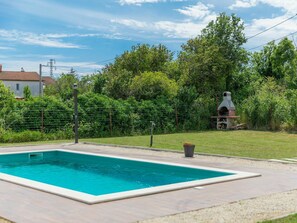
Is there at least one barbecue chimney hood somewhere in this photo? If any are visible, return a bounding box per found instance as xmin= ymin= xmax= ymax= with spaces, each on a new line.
xmin=218 ymin=92 xmax=236 ymax=117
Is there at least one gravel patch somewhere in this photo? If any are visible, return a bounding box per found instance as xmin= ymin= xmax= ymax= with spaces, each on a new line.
xmin=138 ymin=189 xmax=297 ymax=223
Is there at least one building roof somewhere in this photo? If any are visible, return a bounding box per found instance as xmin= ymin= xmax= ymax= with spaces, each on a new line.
xmin=0 ymin=71 xmax=41 ymax=81
xmin=42 ymin=76 xmax=55 ymax=85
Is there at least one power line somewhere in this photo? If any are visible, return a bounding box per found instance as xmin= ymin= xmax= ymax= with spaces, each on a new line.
xmin=247 ymin=13 xmax=297 ymax=40
xmin=53 ymin=58 xmax=114 ymax=69
xmin=247 ymin=30 xmax=297 ymax=51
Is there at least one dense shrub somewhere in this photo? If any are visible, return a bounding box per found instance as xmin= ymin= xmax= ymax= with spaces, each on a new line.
xmin=0 ymin=129 xmax=73 ymax=143
xmin=9 ymin=96 xmax=72 ymax=133
xmin=242 ymin=78 xmax=290 ymax=130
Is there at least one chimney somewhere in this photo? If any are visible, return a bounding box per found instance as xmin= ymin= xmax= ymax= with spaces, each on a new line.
xmin=21 ymin=67 xmax=25 ymax=72
xmin=0 ymin=64 xmax=2 ymax=72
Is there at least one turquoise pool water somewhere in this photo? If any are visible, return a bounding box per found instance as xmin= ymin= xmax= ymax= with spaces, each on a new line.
xmin=0 ymin=151 xmax=233 ymax=196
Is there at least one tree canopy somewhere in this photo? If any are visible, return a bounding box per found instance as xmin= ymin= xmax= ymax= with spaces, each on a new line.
xmin=179 ymin=13 xmax=247 ymax=95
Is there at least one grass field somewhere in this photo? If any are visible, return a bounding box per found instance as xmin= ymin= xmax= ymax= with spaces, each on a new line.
xmin=0 ymin=131 xmax=296 ymax=159
xmin=84 ymin=130 xmax=297 ymax=159
xmin=262 ymin=214 xmax=297 ymax=223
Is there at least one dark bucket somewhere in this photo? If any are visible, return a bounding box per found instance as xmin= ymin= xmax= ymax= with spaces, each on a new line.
xmin=183 ymin=145 xmax=195 ymax=157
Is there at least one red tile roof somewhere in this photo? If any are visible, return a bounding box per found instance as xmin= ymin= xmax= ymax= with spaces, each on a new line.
xmin=42 ymin=76 xmax=56 ymax=85
xmin=0 ymin=71 xmax=41 ymax=81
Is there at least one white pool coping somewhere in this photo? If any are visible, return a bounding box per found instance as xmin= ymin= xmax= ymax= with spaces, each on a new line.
xmin=0 ymin=149 xmax=261 ymax=204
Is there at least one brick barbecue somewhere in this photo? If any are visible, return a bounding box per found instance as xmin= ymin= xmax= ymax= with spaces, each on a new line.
xmin=212 ymin=92 xmax=239 ymax=130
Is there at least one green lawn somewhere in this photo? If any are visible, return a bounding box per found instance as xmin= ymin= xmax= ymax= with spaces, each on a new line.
xmin=262 ymin=214 xmax=297 ymax=223
xmin=0 ymin=131 xmax=297 ymax=159
xmin=83 ymin=130 xmax=297 ymax=159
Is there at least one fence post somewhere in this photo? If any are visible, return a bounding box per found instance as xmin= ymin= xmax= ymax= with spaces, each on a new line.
xmin=109 ymin=108 xmax=113 ymax=136
xmin=73 ymin=83 xmax=79 ymax=144
xmin=40 ymin=109 xmax=44 ymax=133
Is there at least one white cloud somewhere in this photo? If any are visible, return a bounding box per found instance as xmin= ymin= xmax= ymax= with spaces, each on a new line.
xmin=229 ymin=0 xmax=297 ymax=13
xmin=155 ymin=21 xmax=206 ymax=38
xmin=111 ymin=1 xmax=219 ymax=39
xmin=118 ymin=0 xmax=186 ymax=6
xmin=0 ymin=46 xmax=15 ymax=50
xmin=111 ymin=2 xmax=217 ymax=39
xmin=111 ymin=19 xmax=148 ymax=28
xmin=243 ymin=14 xmax=297 ymax=50
xmin=176 ymin=2 xmax=215 ymax=20
xmin=0 ymin=30 xmax=81 ymax=48
xmin=260 ymin=0 xmax=297 ymax=14
xmin=227 ymin=0 xmax=297 ymax=50
xmin=111 ymin=18 xmax=212 ymax=39
xmin=119 ymin=0 xmax=162 ymax=5
xmin=229 ymin=0 xmax=258 ymax=10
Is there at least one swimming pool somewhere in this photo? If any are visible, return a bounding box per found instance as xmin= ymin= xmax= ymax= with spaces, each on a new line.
xmin=0 ymin=150 xmax=260 ymax=204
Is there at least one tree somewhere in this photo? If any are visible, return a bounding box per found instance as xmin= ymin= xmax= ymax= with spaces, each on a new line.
xmin=93 ymin=73 xmax=107 ymax=94
xmin=252 ymin=38 xmax=297 ymax=88
xmin=107 ymin=44 xmax=174 ymax=76
xmin=0 ymin=81 xmax=14 ymax=108
xmin=23 ymin=86 xmax=31 ymax=99
xmin=179 ymin=38 xmax=229 ymax=95
xmin=180 ymin=13 xmax=247 ymax=95
xmin=130 ymin=71 xmax=178 ymax=100
xmin=0 ymin=81 xmax=20 ymax=130
xmin=79 ymin=74 xmax=96 ymax=94
xmin=44 ymin=73 xmax=79 ymax=101
xmin=103 ymin=44 xmax=174 ymax=99
xmin=105 ymin=69 xmax=133 ymax=99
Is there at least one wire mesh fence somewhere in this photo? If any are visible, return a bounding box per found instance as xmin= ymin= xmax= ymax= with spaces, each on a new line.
xmin=1 ymin=105 xmax=215 ymax=141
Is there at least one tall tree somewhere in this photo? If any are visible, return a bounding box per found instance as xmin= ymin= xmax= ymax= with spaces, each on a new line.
xmin=252 ymin=38 xmax=297 ymax=88
xmin=180 ymin=13 xmax=247 ymax=95
xmin=107 ymin=44 xmax=174 ymax=76
xmin=130 ymin=71 xmax=178 ymax=100
xmin=103 ymin=44 xmax=174 ymax=99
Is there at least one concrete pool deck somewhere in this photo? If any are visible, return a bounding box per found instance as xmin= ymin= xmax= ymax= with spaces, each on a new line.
xmin=0 ymin=143 xmax=296 ymax=223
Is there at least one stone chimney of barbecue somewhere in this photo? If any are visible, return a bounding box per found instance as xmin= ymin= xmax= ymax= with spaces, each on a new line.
xmin=218 ymin=91 xmax=235 ymax=111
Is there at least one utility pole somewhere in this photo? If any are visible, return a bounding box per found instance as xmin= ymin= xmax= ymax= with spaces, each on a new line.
xmin=39 ymin=64 xmax=43 ymax=96
xmin=39 ymin=59 xmax=56 ymax=96
xmin=47 ymin=59 xmax=56 ymax=77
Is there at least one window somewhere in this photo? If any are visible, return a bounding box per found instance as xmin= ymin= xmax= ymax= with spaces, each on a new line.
xmin=16 ymin=83 xmax=20 ymax=91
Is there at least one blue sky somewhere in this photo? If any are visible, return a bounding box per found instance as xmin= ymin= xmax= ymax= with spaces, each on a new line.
xmin=0 ymin=0 xmax=296 ymax=76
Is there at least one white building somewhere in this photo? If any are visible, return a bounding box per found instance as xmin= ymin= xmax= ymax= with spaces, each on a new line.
xmin=0 ymin=64 xmax=54 ymax=98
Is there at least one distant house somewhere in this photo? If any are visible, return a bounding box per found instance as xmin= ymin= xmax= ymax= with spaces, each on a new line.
xmin=42 ymin=76 xmax=56 ymax=86
xmin=0 ymin=64 xmax=55 ymax=98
